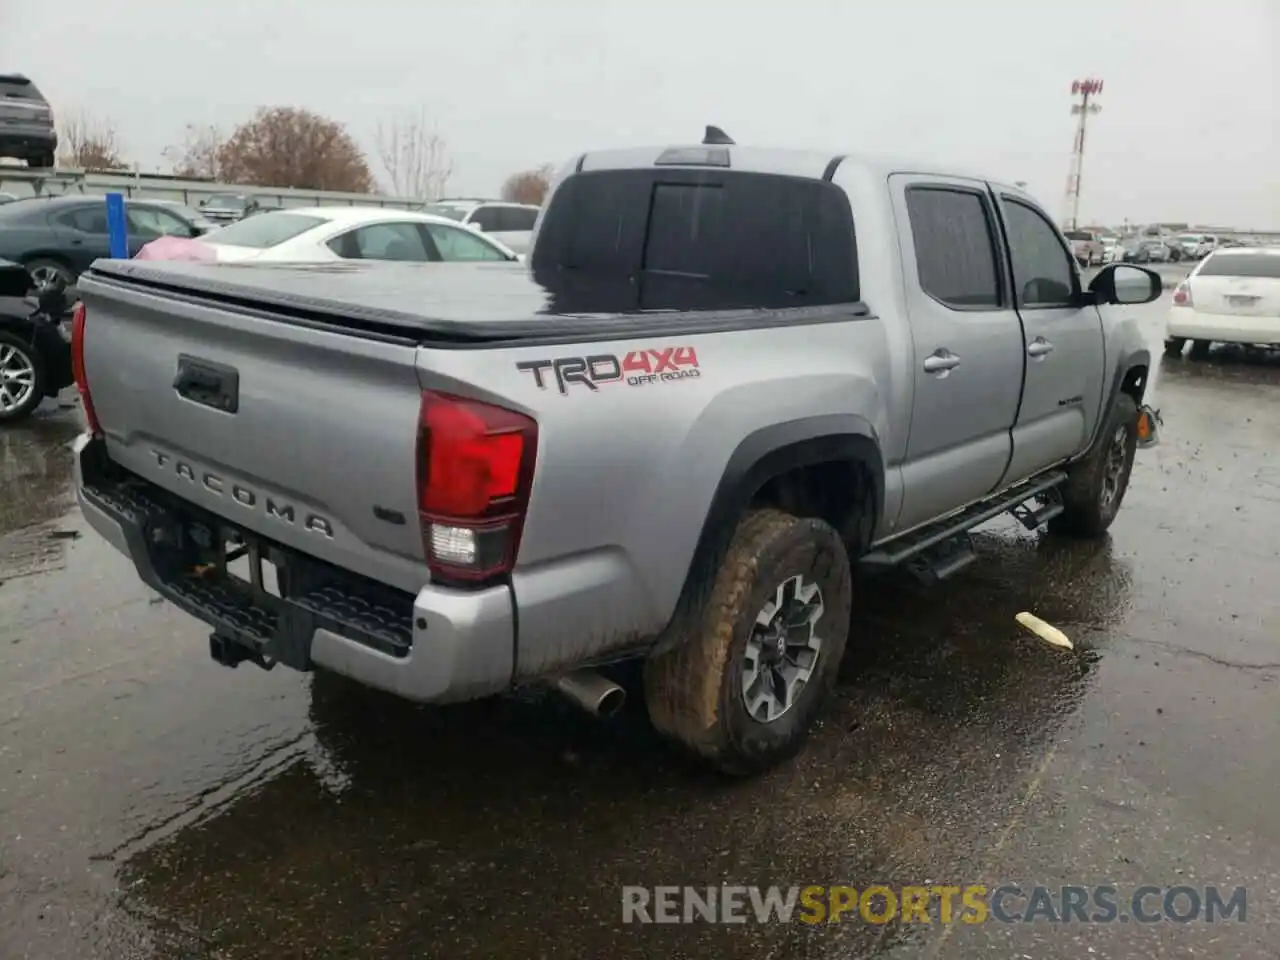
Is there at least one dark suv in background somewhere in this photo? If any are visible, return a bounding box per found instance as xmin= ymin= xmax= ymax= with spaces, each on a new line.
xmin=0 ymin=74 xmax=56 ymax=168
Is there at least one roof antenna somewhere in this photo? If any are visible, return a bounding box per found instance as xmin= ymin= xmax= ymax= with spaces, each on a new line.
xmin=703 ymin=125 xmax=735 ymax=146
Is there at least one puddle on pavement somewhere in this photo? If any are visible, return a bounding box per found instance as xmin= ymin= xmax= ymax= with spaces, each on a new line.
xmin=116 ymin=526 xmax=1125 ymax=959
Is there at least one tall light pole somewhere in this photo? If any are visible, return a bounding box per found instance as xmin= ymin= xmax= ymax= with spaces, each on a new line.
xmin=1064 ymin=77 xmax=1103 ymax=230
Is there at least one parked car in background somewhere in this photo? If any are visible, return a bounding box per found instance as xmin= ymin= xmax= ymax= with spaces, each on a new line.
xmin=0 ymin=73 xmax=56 ymax=168
xmin=1100 ymin=235 xmax=1122 ymax=263
xmin=198 ymin=193 xmax=262 ymax=225
xmin=1176 ymin=233 xmax=1214 ymax=260
xmin=0 ymin=194 xmax=215 ymax=288
xmin=421 ymin=199 xmax=540 ymax=254
xmin=1165 ymin=248 xmax=1280 ymax=358
xmin=1064 ymin=230 xmax=1104 ymax=267
xmin=0 ymin=258 xmax=74 ymax=422
xmin=1123 ymin=237 xmax=1175 ymax=264
xmin=193 ymin=207 xmax=521 ymax=264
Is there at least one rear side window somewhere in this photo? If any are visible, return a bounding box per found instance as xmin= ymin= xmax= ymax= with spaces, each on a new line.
xmin=497 ymin=206 xmax=538 ymax=231
xmin=202 ymin=212 xmax=326 ymax=249
xmin=329 ymin=222 xmax=434 ymax=261
xmin=905 ymin=187 xmax=1002 ymax=309
xmin=531 ymin=170 xmax=858 ymax=311
xmin=53 ymin=205 xmax=108 ymax=233
xmin=1197 ymin=254 xmax=1280 ymax=279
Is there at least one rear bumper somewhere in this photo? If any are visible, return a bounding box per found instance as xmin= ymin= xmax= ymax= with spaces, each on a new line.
xmin=1166 ymin=306 xmax=1280 ymax=345
xmin=0 ymin=124 xmax=56 ymax=156
xmin=73 ymin=434 xmax=514 ymax=704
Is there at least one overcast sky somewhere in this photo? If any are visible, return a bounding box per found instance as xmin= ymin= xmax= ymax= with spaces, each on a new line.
xmin=2 ymin=0 xmax=1276 ymax=228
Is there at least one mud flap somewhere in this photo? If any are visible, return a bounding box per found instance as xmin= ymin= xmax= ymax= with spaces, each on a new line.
xmin=1136 ymin=404 xmax=1162 ymax=449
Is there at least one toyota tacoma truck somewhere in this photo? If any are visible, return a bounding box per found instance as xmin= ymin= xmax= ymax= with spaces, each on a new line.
xmin=70 ymin=129 xmax=1163 ymax=774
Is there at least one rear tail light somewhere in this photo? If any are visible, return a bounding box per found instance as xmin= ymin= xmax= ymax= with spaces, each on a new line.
xmin=69 ymin=302 xmax=102 ymax=435
xmin=416 ymin=391 xmax=537 ymax=583
xmin=1172 ymin=281 xmax=1193 ymax=307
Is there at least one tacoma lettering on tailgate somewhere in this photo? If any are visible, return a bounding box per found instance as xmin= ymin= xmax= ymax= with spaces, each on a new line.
xmin=149 ymin=449 xmax=335 ymax=538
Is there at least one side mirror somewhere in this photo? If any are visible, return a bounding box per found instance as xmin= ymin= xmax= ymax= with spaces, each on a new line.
xmin=1089 ymin=263 xmax=1162 ymax=306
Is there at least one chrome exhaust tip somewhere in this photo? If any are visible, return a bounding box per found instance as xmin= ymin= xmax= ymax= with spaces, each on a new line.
xmin=555 ymin=670 xmax=626 ymax=719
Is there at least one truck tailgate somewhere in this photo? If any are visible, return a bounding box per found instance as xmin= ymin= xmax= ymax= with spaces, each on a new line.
xmin=76 ymin=271 xmax=430 ymax=594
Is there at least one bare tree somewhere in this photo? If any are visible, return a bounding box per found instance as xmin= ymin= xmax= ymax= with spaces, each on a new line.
xmin=216 ymin=107 xmax=375 ymax=192
xmin=500 ymin=165 xmax=555 ymax=206
xmin=163 ymin=123 xmax=227 ymax=180
xmin=376 ymin=107 xmax=453 ymax=200
xmin=57 ymin=110 xmax=127 ymax=170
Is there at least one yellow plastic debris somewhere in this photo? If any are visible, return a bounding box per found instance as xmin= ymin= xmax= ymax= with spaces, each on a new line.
xmin=1015 ymin=611 xmax=1074 ymax=650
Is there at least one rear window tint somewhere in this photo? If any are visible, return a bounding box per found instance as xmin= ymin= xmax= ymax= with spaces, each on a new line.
xmin=203 ymin=212 xmax=326 ymax=249
xmin=531 ymin=169 xmax=858 ymax=312
xmin=1197 ymin=254 xmax=1280 ymax=279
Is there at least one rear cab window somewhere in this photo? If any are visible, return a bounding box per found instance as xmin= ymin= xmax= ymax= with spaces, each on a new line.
xmin=202 ymin=212 xmax=327 ymax=249
xmin=1197 ymin=253 xmax=1280 ymax=278
xmin=531 ymin=169 xmax=858 ymax=311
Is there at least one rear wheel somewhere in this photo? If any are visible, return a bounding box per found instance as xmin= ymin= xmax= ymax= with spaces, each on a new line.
xmin=29 ymin=152 xmax=55 ymax=169
xmin=0 ymin=331 xmax=47 ymax=423
xmin=1163 ymin=337 xmax=1187 ymax=357
xmin=1189 ymin=340 xmax=1211 ymax=360
xmin=1049 ymin=393 xmax=1138 ymax=539
xmin=644 ymin=508 xmax=852 ymax=775
xmin=24 ymin=258 xmax=73 ymax=291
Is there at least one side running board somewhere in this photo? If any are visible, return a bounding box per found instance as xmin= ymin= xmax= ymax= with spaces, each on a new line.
xmin=861 ymin=471 xmax=1068 ymax=581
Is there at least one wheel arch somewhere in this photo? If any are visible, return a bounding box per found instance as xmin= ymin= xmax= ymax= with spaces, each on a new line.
xmin=656 ymin=415 xmax=883 ymax=650
xmin=1085 ymin=348 xmax=1150 ymax=455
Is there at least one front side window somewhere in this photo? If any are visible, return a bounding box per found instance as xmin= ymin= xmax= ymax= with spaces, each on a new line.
xmin=424 ymin=223 xmax=508 ymax=261
xmin=1001 ymin=199 xmax=1077 ymax=307
xmin=905 ymin=187 xmax=1002 ymax=309
xmin=128 ymin=206 xmax=192 ymax=237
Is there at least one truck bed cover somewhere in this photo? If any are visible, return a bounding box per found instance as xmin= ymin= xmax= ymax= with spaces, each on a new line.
xmin=81 ymin=259 xmax=869 ymax=348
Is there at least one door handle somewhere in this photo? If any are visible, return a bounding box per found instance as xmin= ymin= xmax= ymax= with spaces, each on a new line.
xmin=922 ymin=350 xmax=961 ymax=375
xmin=1027 ymin=337 xmax=1055 ymax=358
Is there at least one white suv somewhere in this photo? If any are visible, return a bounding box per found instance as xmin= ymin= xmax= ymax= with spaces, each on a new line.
xmin=421 ymin=199 xmax=540 ymax=254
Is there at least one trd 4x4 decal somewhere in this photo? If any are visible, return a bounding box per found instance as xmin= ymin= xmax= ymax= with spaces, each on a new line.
xmin=517 ymin=347 xmax=700 ymax=395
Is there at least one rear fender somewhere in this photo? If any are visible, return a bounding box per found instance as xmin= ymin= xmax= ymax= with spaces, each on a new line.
xmin=655 ymin=415 xmax=883 ymax=653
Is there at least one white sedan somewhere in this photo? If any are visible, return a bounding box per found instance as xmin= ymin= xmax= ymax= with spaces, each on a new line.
xmin=1165 ymin=248 xmax=1280 ymax=357
xmin=194 ymin=206 xmax=521 ymax=265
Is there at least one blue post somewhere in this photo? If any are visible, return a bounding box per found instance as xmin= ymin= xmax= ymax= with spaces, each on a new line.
xmin=105 ymin=192 xmax=129 ymax=258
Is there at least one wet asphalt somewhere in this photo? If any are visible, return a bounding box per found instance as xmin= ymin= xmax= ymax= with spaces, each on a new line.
xmin=2 ymin=264 xmax=1278 ymax=959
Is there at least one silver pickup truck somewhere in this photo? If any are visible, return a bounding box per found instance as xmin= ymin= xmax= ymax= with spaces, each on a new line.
xmin=70 ymin=130 xmax=1162 ymax=774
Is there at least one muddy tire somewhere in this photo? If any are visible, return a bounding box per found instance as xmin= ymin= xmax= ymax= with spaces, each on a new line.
xmin=643 ymin=508 xmax=852 ymax=776
xmin=1163 ymin=337 xmax=1186 ymax=358
xmin=1189 ymin=339 xmax=1211 ymax=360
xmin=1049 ymin=392 xmax=1138 ymax=539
